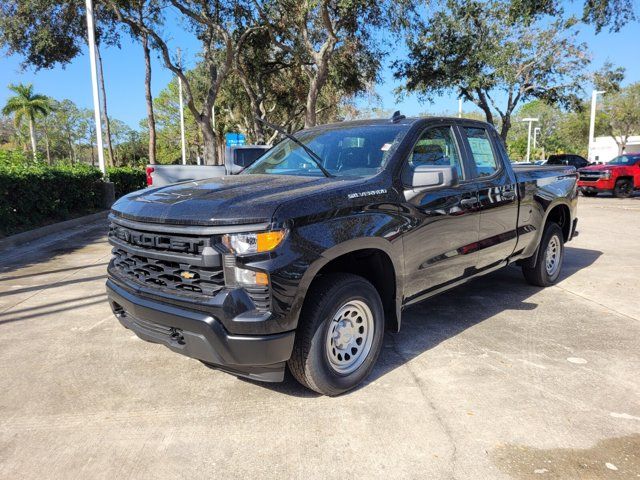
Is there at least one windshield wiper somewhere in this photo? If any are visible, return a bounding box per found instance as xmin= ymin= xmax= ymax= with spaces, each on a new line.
xmin=255 ymin=117 xmax=333 ymax=178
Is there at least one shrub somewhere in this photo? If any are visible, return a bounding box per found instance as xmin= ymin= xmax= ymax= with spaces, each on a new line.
xmin=0 ymin=149 xmax=31 ymax=167
xmin=0 ymin=163 xmax=103 ymax=236
xmin=107 ymin=166 xmax=146 ymax=198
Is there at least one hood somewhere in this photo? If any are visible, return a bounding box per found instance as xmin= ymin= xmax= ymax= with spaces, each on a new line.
xmin=111 ymin=174 xmax=364 ymax=226
xmin=579 ymin=163 xmax=619 ymax=172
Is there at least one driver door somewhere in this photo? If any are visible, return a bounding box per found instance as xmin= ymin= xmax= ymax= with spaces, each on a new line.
xmin=400 ymin=124 xmax=481 ymax=303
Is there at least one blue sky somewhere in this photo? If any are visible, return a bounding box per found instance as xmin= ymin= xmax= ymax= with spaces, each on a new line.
xmin=1 ymin=8 xmax=638 ymax=129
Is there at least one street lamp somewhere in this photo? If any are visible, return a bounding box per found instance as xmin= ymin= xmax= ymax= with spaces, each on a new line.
xmin=588 ymin=90 xmax=605 ymax=163
xmin=533 ymin=127 xmax=541 ymax=150
xmin=522 ymin=117 xmax=539 ymax=162
xmin=84 ymin=0 xmax=105 ymax=175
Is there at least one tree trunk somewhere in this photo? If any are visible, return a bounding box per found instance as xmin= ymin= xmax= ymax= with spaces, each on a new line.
xmin=200 ymin=120 xmax=218 ymax=165
xmin=44 ymin=125 xmax=51 ymax=164
xmin=499 ymin=114 xmax=512 ymax=143
xmin=68 ymin=137 xmax=76 ymax=164
xmin=142 ymin=33 xmax=157 ymax=165
xmin=96 ymin=44 xmax=115 ymax=167
xmin=305 ymin=76 xmax=321 ymax=128
xmin=28 ymin=116 xmax=37 ymax=161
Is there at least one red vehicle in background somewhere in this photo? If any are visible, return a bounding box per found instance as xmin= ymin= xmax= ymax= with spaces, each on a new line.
xmin=578 ymin=154 xmax=640 ymax=198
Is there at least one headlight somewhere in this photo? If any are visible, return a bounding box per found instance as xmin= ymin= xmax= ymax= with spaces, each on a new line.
xmin=222 ymin=230 xmax=285 ymax=254
xmin=601 ymin=170 xmax=612 ymax=179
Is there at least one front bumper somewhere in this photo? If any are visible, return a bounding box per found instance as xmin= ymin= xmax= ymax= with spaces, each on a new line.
xmin=107 ymin=279 xmax=295 ymax=382
xmin=578 ymin=178 xmax=614 ymax=192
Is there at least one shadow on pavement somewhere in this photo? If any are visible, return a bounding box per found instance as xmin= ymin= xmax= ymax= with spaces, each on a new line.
xmin=0 ymin=219 xmax=108 ymax=274
xmin=254 ymin=246 xmax=602 ymax=397
xmin=0 ymin=293 xmax=108 ymax=326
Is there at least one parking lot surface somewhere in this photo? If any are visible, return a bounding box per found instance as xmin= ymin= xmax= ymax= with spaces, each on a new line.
xmin=1 ymin=195 xmax=639 ymax=479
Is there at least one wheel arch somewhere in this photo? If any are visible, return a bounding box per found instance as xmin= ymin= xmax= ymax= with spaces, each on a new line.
xmin=292 ymin=238 xmax=403 ymax=333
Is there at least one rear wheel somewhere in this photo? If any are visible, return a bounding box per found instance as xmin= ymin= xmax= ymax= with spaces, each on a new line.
xmin=581 ymin=191 xmax=598 ymax=197
xmin=522 ymin=222 xmax=564 ymax=287
xmin=288 ymin=273 xmax=385 ymax=396
xmin=613 ymin=179 xmax=633 ymax=198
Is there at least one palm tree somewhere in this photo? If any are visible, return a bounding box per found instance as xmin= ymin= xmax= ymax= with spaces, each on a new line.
xmin=2 ymin=83 xmax=52 ymax=160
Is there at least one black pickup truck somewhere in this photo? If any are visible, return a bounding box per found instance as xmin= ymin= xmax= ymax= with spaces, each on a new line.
xmin=106 ymin=116 xmax=578 ymax=395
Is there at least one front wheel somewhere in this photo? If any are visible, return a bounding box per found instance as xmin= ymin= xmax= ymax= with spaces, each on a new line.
xmin=288 ymin=273 xmax=385 ymax=396
xmin=522 ymin=222 xmax=565 ymax=287
xmin=613 ymin=179 xmax=633 ymax=198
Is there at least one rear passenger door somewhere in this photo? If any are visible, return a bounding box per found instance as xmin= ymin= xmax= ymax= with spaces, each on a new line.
xmin=459 ymin=125 xmax=519 ymax=270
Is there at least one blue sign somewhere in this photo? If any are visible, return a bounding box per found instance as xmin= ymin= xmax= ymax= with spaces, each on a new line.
xmin=225 ymin=132 xmax=246 ymax=147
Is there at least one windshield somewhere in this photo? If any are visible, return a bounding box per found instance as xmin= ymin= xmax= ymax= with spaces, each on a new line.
xmin=608 ymin=155 xmax=640 ymax=166
xmin=242 ymin=124 xmax=410 ymax=177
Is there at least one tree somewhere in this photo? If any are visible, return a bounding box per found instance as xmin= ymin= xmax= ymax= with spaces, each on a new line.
xmin=509 ymin=0 xmax=636 ymax=33
xmin=256 ymin=0 xmax=392 ymax=128
xmin=395 ymin=0 xmax=590 ymax=141
xmin=593 ymin=62 xmax=625 ymax=93
xmin=2 ymin=83 xmax=52 ymax=160
xmin=150 ymin=73 xmax=203 ymax=164
xmin=602 ymin=83 xmax=640 ymax=155
xmin=110 ymin=0 xmax=259 ymax=165
xmin=120 ymin=0 xmax=162 ymax=164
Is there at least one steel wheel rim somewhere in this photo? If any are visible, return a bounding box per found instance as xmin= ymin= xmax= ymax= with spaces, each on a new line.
xmin=545 ymin=234 xmax=561 ymax=276
xmin=325 ymin=300 xmax=374 ymax=375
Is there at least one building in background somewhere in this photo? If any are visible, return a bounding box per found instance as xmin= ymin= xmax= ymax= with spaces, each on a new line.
xmin=590 ymin=136 xmax=640 ymax=163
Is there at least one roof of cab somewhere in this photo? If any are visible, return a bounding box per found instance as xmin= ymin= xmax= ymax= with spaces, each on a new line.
xmin=306 ymin=116 xmax=490 ymax=131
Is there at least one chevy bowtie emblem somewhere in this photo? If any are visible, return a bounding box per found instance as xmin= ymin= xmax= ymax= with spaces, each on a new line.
xmin=180 ymin=271 xmax=196 ymax=279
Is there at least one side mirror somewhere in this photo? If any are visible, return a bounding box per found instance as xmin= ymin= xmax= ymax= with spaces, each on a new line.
xmin=410 ymin=165 xmax=459 ymax=189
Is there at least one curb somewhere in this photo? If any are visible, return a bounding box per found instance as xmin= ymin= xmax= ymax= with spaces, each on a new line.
xmin=0 ymin=211 xmax=109 ymax=252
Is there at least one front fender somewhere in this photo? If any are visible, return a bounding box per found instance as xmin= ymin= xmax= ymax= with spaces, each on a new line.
xmin=274 ymin=210 xmax=407 ymax=333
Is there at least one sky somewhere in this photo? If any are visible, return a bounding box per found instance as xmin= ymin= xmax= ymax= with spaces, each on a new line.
xmin=1 ymin=6 xmax=639 ymax=130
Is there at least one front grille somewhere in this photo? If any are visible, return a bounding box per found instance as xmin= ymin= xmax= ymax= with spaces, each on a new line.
xmin=111 ymin=248 xmax=225 ymax=296
xmin=108 ymin=219 xmax=271 ymax=311
xmin=109 ymin=223 xmax=210 ymax=256
xmin=578 ymin=171 xmax=603 ymax=182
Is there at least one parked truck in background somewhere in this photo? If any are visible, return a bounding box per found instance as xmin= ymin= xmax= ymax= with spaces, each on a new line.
xmin=145 ymin=144 xmax=270 ymax=187
xmin=107 ymin=116 xmax=578 ymax=396
xmin=578 ymin=153 xmax=640 ymax=198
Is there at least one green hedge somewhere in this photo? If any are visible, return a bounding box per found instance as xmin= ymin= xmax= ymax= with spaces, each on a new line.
xmin=107 ymin=166 xmax=146 ymax=199
xmin=0 ymin=149 xmax=31 ymax=166
xmin=0 ymin=163 xmax=104 ymax=236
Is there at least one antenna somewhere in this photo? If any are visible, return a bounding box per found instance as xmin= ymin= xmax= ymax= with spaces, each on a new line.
xmin=391 ymin=111 xmax=406 ymax=123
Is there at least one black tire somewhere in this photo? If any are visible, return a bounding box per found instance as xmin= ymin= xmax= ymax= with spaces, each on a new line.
xmin=581 ymin=191 xmax=598 ymax=197
xmin=288 ymin=273 xmax=385 ymax=396
xmin=522 ymin=222 xmax=564 ymax=287
xmin=613 ymin=179 xmax=633 ymax=198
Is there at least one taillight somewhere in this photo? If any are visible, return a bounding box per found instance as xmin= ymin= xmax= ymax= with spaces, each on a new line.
xmin=145 ymin=166 xmax=154 ymax=186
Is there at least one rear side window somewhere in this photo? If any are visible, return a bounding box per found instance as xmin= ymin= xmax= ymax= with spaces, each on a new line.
xmin=463 ymin=127 xmax=499 ymax=177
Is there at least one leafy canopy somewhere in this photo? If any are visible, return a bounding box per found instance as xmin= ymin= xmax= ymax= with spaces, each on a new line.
xmin=2 ymin=83 xmax=52 ymax=126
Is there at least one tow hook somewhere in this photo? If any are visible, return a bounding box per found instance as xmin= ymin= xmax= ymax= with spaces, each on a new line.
xmin=169 ymin=328 xmax=185 ymax=345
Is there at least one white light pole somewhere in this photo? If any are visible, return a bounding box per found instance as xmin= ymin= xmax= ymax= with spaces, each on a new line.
xmin=588 ymin=90 xmax=605 ymax=162
xmin=522 ymin=117 xmax=539 ymax=162
xmin=177 ymin=48 xmax=187 ymax=165
xmin=458 ymin=98 xmax=462 ymax=118
xmin=85 ymin=0 xmax=105 ymax=175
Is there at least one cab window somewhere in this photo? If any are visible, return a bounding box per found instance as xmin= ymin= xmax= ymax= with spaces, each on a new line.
xmin=464 ymin=127 xmax=499 ymax=177
xmin=406 ymin=126 xmax=463 ymax=179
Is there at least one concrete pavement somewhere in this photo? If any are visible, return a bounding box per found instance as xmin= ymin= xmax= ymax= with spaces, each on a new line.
xmin=0 ymin=196 xmax=639 ymax=479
